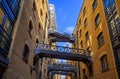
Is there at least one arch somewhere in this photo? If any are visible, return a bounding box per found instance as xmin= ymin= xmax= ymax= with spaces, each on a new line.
xmin=100 ymin=54 xmax=109 ymax=71
xmin=33 ymin=1 xmax=36 ymax=11
xmin=29 ymin=20 xmax=33 ymax=31
xmin=28 ymin=18 xmax=33 ymax=38
xmin=38 ymin=22 xmax=41 ymax=29
xmin=36 ymin=39 xmax=39 ymax=43
xmin=23 ymin=44 xmax=30 ymax=63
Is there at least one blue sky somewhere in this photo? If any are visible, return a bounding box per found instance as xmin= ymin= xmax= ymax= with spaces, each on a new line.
xmin=49 ymin=0 xmax=84 ymax=47
xmin=49 ymin=0 xmax=84 ymax=34
xmin=48 ymin=0 xmax=84 ymax=62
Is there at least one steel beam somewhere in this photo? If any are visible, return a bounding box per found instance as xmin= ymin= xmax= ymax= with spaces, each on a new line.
xmin=35 ymin=48 xmax=91 ymax=62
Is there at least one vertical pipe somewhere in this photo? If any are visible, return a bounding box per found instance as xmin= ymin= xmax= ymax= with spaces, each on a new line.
xmin=76 ymin=25 xmax=80 ymax=79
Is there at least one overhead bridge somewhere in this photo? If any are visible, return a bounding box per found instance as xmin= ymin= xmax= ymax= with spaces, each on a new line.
xmin=34 ymin=43 xmax=92 ymax=63
xmin=48 ymin=29 xmax=75 ymax=43
xmin=50 ymin=71 xmax=72 ymax=76
xmin=48 ymin=63 xmax=77 ymax=73
xmin=47 ymin=63 xmax=77 ymax=79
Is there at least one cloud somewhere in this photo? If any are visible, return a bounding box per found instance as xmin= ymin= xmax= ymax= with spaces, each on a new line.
xmin=63 ymin=42 xmax=71 ymax=47
xmin=65 ymin=26 xmax=74 ymax=34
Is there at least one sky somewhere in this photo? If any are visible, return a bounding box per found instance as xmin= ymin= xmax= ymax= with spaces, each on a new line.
xmin=49 ymin=0 xmax=84 ymax=34
xmin=49 ymin=0 xmax=84 ymax=47
xmin=48 ymin=0 xmax=84 ymax=73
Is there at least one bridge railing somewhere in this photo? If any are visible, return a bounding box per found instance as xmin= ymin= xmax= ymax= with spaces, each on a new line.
xmin=35 ymin=43 xmax=91 ymax=56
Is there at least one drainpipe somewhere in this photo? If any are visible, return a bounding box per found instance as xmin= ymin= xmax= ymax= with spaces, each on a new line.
xmin=76 ymin=25 xmax=80 ymax=79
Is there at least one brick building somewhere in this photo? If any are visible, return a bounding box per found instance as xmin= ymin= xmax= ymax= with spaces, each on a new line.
xmin=71 ymin=0 xmax=120 ymax=79
xmin=0 ymin=0 xmax=50 ymax=79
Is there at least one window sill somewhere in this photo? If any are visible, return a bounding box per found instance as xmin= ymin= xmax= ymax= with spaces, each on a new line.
xmin=95 ymin=23 xmax=100 ymax=30
xmin=101 ymin=68 xmax=109 ymax=72
xmin=98 ymin=42 xmax=105 ymax=49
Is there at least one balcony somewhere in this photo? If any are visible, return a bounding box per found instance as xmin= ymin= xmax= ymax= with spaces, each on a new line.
xmin=111 ymin=18 xmax=120 ymax=47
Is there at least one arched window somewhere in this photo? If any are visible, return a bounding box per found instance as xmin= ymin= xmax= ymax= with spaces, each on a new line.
xmin=100 ymin=55 xmax=109 ymax=71
xmin=97 ymin=32 xmax=104 ymax=47
xmin=40 ymin=9 xmax=43 ymax=16
xmin=28 ymin=20 xmax=33 ymax=38
xmin=38 ymin=23 xmax=41 ymax=29
xmin=33 ymin=1 xmax=36 ymax=11
xmin=23 ymin=44 xmax=29 ymax=63
xmin=36 ymin=39 xmax=39 ymax=43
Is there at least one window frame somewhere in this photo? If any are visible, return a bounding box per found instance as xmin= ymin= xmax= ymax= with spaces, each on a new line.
xmin=100 ymin=55 xmax=109 ymax=71
xmin=84 ymin=18 xmax=88 ymax=27
xmin=83 ymin=7 xmax=86 ymax=16
xmin=23 ymin=44 xmax=30 ymax=63
xmin=92 ymin=0 xmax=98 ymax=11
xmin=85 ymin=32 xmax=89 ymax=41
xmin=97 ymin=32 xmax=104 ymax=47
xmin=28 ymin=20 xmax=33 ymax=39
xmin=0 ymin=7 xmax=12 ymax=52
xmin=95 ymin=13 xmax=101 ymax=27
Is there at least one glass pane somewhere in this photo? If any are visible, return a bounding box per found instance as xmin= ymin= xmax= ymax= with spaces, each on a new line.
xmin=117 ymin=48 xmax=120 ymax=61
xmin=6 ymin=0 xmax=20 ymax=17
xmin=4 ymin=18 xmax=12 ymax=35
xmin=0 ymin=8 xmax=5 ymax=24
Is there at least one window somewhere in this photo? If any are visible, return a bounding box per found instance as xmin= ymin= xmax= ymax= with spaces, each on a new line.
xmin=102 ymin=0 xmax=115 ymax=15
xmin=0 ymin=8 xmax=4 ymax=24
xmin=36 ymin=39 xmax=39 ymax=43
xmin=117 ymin=48 xmax=120 ymax=61
xmin=40 ymin=9 xmax=43 ymax=16
xmin=79 ymin=19 xmax=81 ymax=25
xmin=23 ymin=44 xmax=29 ymax=63
xmin=0 ymin=8 xmax=12 ymax=52
xmin=33 ymin=1 xmax=36 ymax=11
xmin=79 ymin=29 xmax=82 ymax=37
xmin=38 ymin=23 xmax=41 ymax=29
xmin=95 ymin=14 xmax=100 ymax=27
xmin=100 ymin=55 xmax=109 ymax=71
xmin=82 ymin=69 xmax=87 ymax=79
xmin=110 ymin=14 xmax=120 ymax=38
xmin=28 ymin=20 xmax=33 ymax=38
xmin=83 ymin=7 xmax=86 ymax=15
xmin=33 ymin=57 xmax=39 ymax=69
xmin=92 ymin=0 xmax=98 ymax=10
xmin=85 ymin=32 xmax=89 ymax=41
xmin=0 ymin=67 xmax=5 ymax=79
xmin=80 ymin=41 xmax=83 ymax=48
xmin=84 ymin=18 xmax=88 ymax=27
xmin=42 ymin=0 xmax=44 ymax=4
xmin=97 ymin=32 xmax=104 ymax=47
xmin=6 ymin=0 xmax=20 ymax=17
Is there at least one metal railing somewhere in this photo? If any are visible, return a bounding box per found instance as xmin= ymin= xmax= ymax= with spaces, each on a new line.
xmin=48 ymin=63 xmax=77 ymax=73
xmin=48 ymin=29 xmax=75 ymax=41
xmin=35 ymin=43 xmax=90 ymax=56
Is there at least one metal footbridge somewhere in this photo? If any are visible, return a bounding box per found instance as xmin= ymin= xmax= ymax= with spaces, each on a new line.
xmin=34 ymin=43 xmax=92 ymax=63
xmin=48 ymin=63 xmax=77 ymax=73
xmin=47 ymin=63 xmax=77 ymax=79
xmin=48 ymin=29 xmax=75 ymax=43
